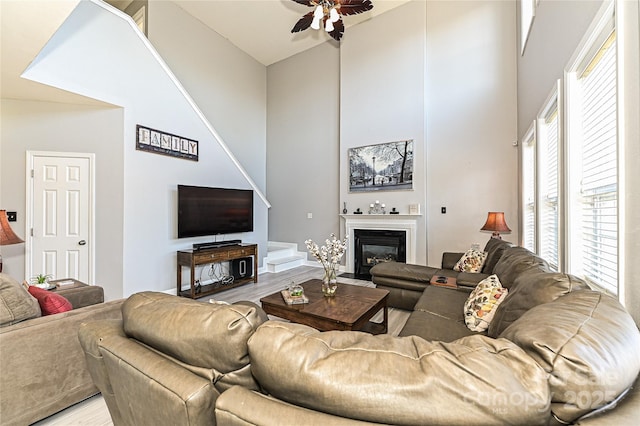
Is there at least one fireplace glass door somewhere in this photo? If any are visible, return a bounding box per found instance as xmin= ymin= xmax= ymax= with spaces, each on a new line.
xmin=354 ymin=229 xmax=406 ymax=279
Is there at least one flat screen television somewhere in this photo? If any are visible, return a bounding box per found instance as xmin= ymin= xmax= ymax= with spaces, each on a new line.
xmin=177 ymin=185 xmax=254 ymax=238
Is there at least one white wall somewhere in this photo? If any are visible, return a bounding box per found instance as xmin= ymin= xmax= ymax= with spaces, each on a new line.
xmin=340 ymin=1 xmax=428 ymax=263
xmin=149 ymin=1 xmax=267 ymax=194
xmin=266 ymin=42 xmax=340 ymax=253
xmin=517 ymin=0 xmax=604 ymax=137
xmin=425 ymin=0 xmax=518 ymax=261
xmin=0 ymin=100 xmax=125 ymax=302
xmin=19 ymin=1 xmax=268 ymax=297
xmin=341 ymin=0 xmax=517 ymax=264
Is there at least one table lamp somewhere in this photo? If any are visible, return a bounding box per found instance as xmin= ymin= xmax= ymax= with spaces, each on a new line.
xmin=0 ymin=210 xmax=24 ymax=273
xmin=480 ymin=212 xmax=511 ymax=239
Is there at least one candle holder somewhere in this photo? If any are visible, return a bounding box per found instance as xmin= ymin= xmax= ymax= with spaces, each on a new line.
xmin=368 ymin=200 xmax=386 ymax=215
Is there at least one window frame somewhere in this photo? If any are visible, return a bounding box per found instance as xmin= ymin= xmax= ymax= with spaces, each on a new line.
xmin=536 ymin=81 xmax=563 ymax=271
xmin=521 ymin=122 xmax=537 ymax=253
xmin=564 ymin=1 xmax=619 ymax=295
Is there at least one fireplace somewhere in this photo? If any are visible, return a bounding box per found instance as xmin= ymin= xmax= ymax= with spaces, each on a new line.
xmin=354 ymin=229 xmax=406 ymax=279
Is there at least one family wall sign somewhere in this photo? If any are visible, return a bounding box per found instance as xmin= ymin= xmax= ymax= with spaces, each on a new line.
xmin=136 ymin=124 xmax=199 ymax=162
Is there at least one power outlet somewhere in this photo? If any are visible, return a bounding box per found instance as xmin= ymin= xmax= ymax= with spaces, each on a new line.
xmin=7 ymin=211 xmax=17 ymax=222
xmin=441 ymin=207 xmax=446 ymax=214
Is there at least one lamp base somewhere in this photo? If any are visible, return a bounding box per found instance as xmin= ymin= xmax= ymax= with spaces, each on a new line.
xmin=491 ymin=232 xmax=502 ymax=239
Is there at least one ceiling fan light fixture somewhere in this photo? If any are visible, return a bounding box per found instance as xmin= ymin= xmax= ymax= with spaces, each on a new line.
xmin=311 ymin=16 xmax=321 ymax=30
xmin=290 ymin=0 xmax=374 ymax=41
xmin=325 ymin=18 xmax=335 ymax=32
xmin=330 ymin=7 xmax=340 ymax=23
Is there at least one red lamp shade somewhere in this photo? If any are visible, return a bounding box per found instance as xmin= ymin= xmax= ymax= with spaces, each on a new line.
xmin=480 ymin=212 xmax=511 ymax=239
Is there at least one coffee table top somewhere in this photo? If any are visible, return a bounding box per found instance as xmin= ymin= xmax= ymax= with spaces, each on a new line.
xmin=260 ymin=279 xmax=389 ymax=333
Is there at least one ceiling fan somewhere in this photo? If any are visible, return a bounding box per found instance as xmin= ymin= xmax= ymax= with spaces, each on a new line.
xmin=291 ymin=0 xmax=374 ymax=41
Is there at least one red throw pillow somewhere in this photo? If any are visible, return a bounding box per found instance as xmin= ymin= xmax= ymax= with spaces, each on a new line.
xmin=27 ymin=286 xmax=73 ymax=315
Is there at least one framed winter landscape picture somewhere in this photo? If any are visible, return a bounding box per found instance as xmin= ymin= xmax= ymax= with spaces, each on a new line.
xmin=348 ymin=140 xmax=413 ymax=192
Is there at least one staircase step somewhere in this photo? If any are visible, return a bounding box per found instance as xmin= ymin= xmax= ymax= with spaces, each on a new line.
xmin=266 ymin=255 xmax=306 ymax=273
xmin=268 ymin=255 xmax=305 ymax=265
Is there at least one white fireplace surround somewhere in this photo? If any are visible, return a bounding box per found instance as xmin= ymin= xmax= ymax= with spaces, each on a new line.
xmin=341 ymin=214 xmax=420 ymax=274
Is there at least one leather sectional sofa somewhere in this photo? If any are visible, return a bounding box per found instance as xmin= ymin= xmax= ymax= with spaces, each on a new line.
xmin=79 ymin=240 xmax=640 ymax=425
xmin=0 ymin=272 xmax=123 ymax=425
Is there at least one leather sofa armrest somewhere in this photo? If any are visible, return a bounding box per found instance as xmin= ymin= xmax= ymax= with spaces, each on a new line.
xmin=78 ymin=319 xmax=126 ymax=426
xmin=442 ymin=252 xmax=464 ymax=270
xmin=216 ymin=386 xmax=376 ymax=426
xmin=56 ymin=285 xmax=104 ymax=309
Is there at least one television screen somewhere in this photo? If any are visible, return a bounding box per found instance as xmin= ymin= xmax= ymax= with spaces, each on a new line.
xmin=178 ymin=185 xmax=253 ymax=238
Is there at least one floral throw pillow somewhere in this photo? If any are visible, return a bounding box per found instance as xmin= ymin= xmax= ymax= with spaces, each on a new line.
xmin=464 ymin=274 xmax=508 ymax=332
xmin=453 ymin=248 xmax=488 ymax=273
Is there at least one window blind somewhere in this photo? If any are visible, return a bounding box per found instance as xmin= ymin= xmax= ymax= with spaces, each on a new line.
xmin=539 ymin=105 xmax=559 ymax=270
xmin=576 ymin=31 xmax=617 ymax=292
xmin=522 ymin=134 xmax=536 ymax=252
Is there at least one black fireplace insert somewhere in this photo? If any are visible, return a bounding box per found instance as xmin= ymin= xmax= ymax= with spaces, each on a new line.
xmin=354 ymin=229 xmax=406 ymax=279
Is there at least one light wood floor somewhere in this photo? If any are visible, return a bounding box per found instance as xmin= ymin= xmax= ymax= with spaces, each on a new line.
xmin=34 ymin=266 xmax=410 ymax=425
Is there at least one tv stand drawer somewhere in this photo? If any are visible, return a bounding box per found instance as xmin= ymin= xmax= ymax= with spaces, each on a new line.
xmin=194 ymin=251 xmax=229 ymax=263
xmin=226 ymin=246 xmax=257 ymax=258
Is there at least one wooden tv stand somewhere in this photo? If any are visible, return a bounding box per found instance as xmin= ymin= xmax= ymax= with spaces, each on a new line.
xmin=176 ymin=243 xmax=258 ymax=299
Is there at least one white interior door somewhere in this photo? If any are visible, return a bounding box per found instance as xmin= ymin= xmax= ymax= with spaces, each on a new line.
xmin=27 ymin=152 xmax=94 ymax=282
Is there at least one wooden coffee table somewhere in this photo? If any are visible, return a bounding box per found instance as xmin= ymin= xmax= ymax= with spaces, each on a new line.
xmin=260 ymin=279 xmax=389 ymax=334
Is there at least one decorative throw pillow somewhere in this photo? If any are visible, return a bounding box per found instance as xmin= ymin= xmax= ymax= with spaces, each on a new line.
xmin=27 ymin=286 xmax=73 ymax=315
xmin=0 ymin=273 xmax=41 ymax=327
xmin=454 ymin=248 xmax=488 ymax=273
xmin=464 ymin=274 xmax=508 ymax=332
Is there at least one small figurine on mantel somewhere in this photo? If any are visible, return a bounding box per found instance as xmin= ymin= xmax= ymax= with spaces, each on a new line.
xmin=368 ymin=200 xmax=386 ymax=214
xmin=390 ymin=207 xmax=399 ymax=215
xmin=353 ymin=208 xmax=363 ymax=214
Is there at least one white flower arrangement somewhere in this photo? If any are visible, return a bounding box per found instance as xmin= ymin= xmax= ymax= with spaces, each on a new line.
xmin=305 ymin=233 xmax=349 ymax=272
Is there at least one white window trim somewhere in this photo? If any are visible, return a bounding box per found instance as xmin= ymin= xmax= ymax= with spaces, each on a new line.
xmin=536 ymin=80 xmax=563 ymax=271
xmin=521 ymin=121 xmax=537 ymax=252
xmin=520 ymin=0 xmax=536 ymax=55
xmin=564 ymin=0 xmax=620 ymax=297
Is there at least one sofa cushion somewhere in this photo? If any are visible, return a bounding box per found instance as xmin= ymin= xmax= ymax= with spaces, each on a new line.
xmin=249 ymin=321 xmax=551 ymax=425
xmin=453 ymin=248 xmax=487 ymax=273
xmin=27 ymin=286 xmax=73 ymax=315
xmin=492 ymin=246 xmax=549 ymax=288
xmin=463 ymin=275 xmax=508 ymax=332
xmin=456 ymin=271 xmax=490 ymax=288
xmin=122 ymin=292 xmax=268 ymax=390
xmin=0 ymin=273 xmax=41 ymax=327
xmin=399 ymin=309 xmax=478 ymax=341
xmin=482 ymin=238 xmax=513 ymax=274
xmin=369 ymin=262 xmax=437 ymax=285
xmin=500 ymin=290 xmax=640 ymax=424
xmin=488 ymin=271 xmax=589 ymax=337
xmin=414 ymin=285 xmax=471 ymax=321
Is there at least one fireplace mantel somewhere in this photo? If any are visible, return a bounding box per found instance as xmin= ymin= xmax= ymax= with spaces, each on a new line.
xmin=340 ymin=214 xmax=421 ymax=273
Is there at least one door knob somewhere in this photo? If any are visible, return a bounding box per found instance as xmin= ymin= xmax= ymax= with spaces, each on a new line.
xmin=78 ymin=240 xmax=87 ymax=246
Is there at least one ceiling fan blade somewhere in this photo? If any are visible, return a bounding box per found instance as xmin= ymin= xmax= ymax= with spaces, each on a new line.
xmin=329 ymin=19 xmax=345 ymax=41
xmin=291 ymin=0 xmax=316 ymax=6
xmin=337 ymin=0 xmax=374 ymax=16
xmin=291 ymin=12 xmax=315 ymax=33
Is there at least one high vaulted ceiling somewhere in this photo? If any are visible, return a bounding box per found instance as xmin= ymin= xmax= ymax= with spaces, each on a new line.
xmin=0 ymin=0 xmax=408 ymax=104
xmin=171 ymin=0 xmax=410 ymax=66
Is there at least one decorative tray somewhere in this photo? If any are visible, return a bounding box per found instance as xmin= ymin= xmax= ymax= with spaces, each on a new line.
xmin=281 ymin=289 xmax=309 ymax=305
